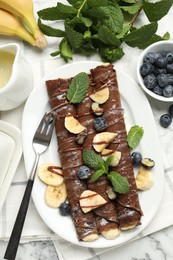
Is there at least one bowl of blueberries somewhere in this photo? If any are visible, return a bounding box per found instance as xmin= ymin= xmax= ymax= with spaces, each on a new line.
xmin=137 ymin=40 xmax=173 ymax=101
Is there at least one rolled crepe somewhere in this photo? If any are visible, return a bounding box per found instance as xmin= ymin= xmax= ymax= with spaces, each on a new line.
xmin=76 ymin=76 xmax=119 ymax=236
xmin=46 ymin=78 xmax=98 ymax=241
xmin=90 ymin=64 xmax=143 ymax=229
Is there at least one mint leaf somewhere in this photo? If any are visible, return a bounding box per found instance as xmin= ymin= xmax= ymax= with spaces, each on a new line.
xmin=67 ymin=72 xmax=89 ymax=103
xmin=88 ymin=0 xmax=108 ymax=7
xmin=98 ymin=25 xmax=121 ymax=46
xmin=121 ymin=4 xmax=142 ymax=15
xmin=57 ymin=2 xmax=77 ymax=15
xmin=91 ymin=169 xmax=106 ymax=182
xmin=143 ymin=0 xmax=173 ymax=22
xmin=108 ymin=171 xmax=129 ymax=194
xmin=83 ymin=150 xmax=104 ymax=170
xmin=65 ymin=23 xmax=84 ymax=49
xmin=59 ymin=38 xmax=73 ymax=60
xmin=103 ymin=4 xmax=124 ymax=34
xmin=38 ymin=19 xmax=66 ymax=37
xmin=127 ymin=125 xmax=144 ymax=150
xmin=124 ymin=22 xmax=158 ymax=48
xmin=99 ymin=46 xmax=124 ymax=62
xmin=37 ymin=7 xmax=72 ymax=20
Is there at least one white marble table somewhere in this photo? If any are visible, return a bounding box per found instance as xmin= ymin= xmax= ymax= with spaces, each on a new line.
xmin=1 ymin=1 xmax=173 ymax=259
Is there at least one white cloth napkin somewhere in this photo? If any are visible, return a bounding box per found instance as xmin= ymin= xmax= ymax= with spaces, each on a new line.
xmin=0 ymin=57 xmax=173 ymax=260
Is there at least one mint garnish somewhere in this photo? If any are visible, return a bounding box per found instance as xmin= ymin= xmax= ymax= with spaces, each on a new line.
xmin=127 ymin=125 xmax=144 ymax=150
xmin=83 ymin=150 xmax=104 ymax=170
xmin=38 ymin=0 xmax=172 ymax=62
xmin=108 ymin=171 xmax=130 ymax=194
xmin=67 ymin=72 xmax=89 ymax=103
xmin=83 ymin=150 xmax=129 ymax=194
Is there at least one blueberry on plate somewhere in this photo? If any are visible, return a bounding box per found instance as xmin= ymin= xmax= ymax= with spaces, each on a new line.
xmin=78 ymin=165 xmax=90 ymax=180
xmin=160 ymin=114 xmax=172 ymax=128
xmin=168 ymin=104 xmax=173 ymax=117
xmin=143 ymin=74 xmax=157 ymax=89
xmin=140 ymin=63 xmax=153 ymax=77
xmin=163 ymin=85 xmax=173 ymax=97
xmin=153 ymin=85 xmax=163 ymax=96
xmin=59 ymin=200 xmax=71 ymax=216
xmin=157 ymin=74 xmax=168 ymax=87
xmin=131 ymin=152 xmax=142 ymax=165
xmin=94 ymin=116 xmax=107 ymax=132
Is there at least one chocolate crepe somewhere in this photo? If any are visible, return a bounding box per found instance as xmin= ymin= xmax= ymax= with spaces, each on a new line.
xmin=46 ymin=78 xmax=98 ymax=240
xmin=90 ymin=64 xmax=143 ymax=228
xmin=76 ymin=76 xmax=119 ymax=234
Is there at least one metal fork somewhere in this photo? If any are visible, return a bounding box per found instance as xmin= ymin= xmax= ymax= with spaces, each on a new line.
xmin=4 ymin=112 xmax=55 ymax=260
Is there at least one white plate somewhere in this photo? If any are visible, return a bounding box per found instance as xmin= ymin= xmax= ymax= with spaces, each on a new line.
xmin=22 ymin=61 xmax=164 ymax=248
xmin=0 ymin=120 xmax=22 ymax=211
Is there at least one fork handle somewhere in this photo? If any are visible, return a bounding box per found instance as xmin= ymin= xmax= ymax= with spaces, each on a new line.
xmin=4 ymin=179 xmax=34 ymax=260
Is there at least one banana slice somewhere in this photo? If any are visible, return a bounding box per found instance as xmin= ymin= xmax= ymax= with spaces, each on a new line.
xmin=37 ymin=163 xmax=64 ymax=187
xmin=101 ymin=149 xmax=121 ymax=166
xmin=79 ymin=190 xmax=107 ymax=213
xmin=65 ymin=114 xmax=85 ymax=134
xmin=45 ymin=183 xmax=67 ymax=208
xmin=101 ymin=228 xmax=120 ymax=240
xmin=89 ymin=86 xmax=109 ymax=104
xmin=93 ymin=132 xmax=117 ymax=152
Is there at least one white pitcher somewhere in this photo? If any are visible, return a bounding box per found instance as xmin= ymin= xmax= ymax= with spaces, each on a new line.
xmin=0 ymin=43 xmax=33 ymax=111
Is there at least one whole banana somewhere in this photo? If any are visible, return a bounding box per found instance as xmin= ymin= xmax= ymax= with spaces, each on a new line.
xmin=0 ymin=0 xmax=47 ymax=48
xmin=0 ymin=8 xmax=36 ymax=46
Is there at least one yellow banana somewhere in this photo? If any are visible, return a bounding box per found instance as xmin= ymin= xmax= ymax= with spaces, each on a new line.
xmin=0 ymin=0 xmax=47 ymax=49
xmin=0 ymin=8 xmax=36 ymax=46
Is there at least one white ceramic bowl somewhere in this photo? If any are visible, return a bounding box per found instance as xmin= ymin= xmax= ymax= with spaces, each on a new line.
xmin=137 ymin=40 xmax=173 ymax=102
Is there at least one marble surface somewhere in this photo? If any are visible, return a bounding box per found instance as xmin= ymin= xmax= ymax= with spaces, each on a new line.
xmin=1 ymin=0 xmax=173 ymax=259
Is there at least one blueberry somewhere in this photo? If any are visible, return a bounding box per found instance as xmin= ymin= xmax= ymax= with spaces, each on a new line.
xmin=160 ymin=50 xmax=168 ymax=57
xmin=78 ymin=166 xmax=90 ymax=180
xmin=155 ymin=56 xmax=167 ymax=68
xmin=154 ymin=67 xmax=167 ymax=76
xmin=160 ymin=114 xmax=172 ymax=128
xmin=163 ymin=85 xmax=173 ymax=97
xmin=153 ymin=85 xmax=163 ymax=96
xmin=143 ymin=52 xmax=156 ymax=64
xmin=157 ymin=74 xmax=168 ymax=87
xmin=140 ymin=62 xmax=153 ymax=77
xmin=168 ymin=104 xmax=173 ymax=117
xmin=94 ymin=117 xmax=107 ymax=132
xmin=167 ymin=74 xmax=173 ymax=85
xmin=143 ymin=74 xmax=157 ymax=89
xmin=131 ymin=152 xmax=142 ymax=165
xmin=59 ymin=200 xmax=71 ymax=216
xmin=166 ymin=52 xmax=173 ymax=63
xmin=166 ymin=63 xmax=173 ymax=73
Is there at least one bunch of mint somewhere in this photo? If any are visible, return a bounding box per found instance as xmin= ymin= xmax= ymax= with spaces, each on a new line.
xmin=38 ymin=0 xmax=173 ymax=62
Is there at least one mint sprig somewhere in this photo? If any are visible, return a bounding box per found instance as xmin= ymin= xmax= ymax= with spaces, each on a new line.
xmin=38 ymin=0 xmax=172 ymax=63
xmin=67 ymin=72 xmax=89 ymax=103
xmin=83 ymin=150 xmax=129 ymax=194
xmin=127 ymin=125 xmax=144 ymax=150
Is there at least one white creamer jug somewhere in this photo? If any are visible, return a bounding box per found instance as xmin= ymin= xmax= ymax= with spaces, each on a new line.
xmin=0 ymin=43 xmax=33 ymax=110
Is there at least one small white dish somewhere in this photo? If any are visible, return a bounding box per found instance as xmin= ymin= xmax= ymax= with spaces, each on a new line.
xmin=0 ymin=120 xmax=22 ymax=211
xmin=137 ymin=40 xmax=173 ymax=102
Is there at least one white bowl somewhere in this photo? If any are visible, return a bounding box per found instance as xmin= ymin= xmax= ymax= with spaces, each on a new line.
xmin=137 ymin=40 xmax=173 ymax=102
